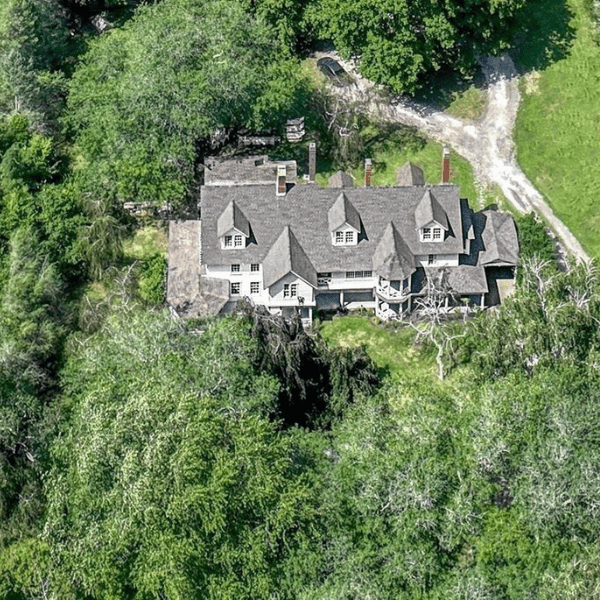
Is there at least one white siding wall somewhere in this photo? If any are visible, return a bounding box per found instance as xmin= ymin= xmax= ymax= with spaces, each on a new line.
xmin=327 ymin=271 xmax=376 ymax=290
xmin=415 ymin=254 xmax=459 ymax=267
xmin=205 ymin=263 xmax=268 ymax=303
xmin=268 ymin=272 xmax=315 ymax=306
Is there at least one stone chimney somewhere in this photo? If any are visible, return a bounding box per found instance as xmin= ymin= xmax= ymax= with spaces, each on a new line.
xmin=308 ymin=142 xmax=316 ymax=182
xmin=365 ymin=158 xmax=372 ymax=187
xmin=276 ymin=165 xmax=287 ymax=196
xmin=442 ymin=148 xmax=450 ymax=183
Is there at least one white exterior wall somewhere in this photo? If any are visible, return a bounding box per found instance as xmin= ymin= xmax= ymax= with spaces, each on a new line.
xmin=205 ymin=263 xmax=268 ymax=303
xmin=415 ymin=254 xmax=459 ymax=267
xmin=268 ymin=272 xmax=315 ymax=306
xmin=325 ymin=272 xmax=376 ymax=290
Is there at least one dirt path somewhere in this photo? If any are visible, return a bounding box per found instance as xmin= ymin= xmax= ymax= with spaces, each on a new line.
xmin=323 ymin=52 xmax=589 ymax=263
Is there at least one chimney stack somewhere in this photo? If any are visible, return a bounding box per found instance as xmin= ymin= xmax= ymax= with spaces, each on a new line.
xmin=442 ymin=148 xmax=450 ymax=183
xmin=308 ymin=142 xmax=316 ymax=182
xmin=276 ymin=165 xmax=287 ymax=196
xmin=365 ymin=158 xmax=372 ymax=187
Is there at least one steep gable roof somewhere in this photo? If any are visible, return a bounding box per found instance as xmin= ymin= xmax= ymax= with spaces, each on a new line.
xmin=479 ymin=210 xmax=519 ymax=265
xmin=415 ymin=189 xmax=449 ymax=230
xmin=372 ymin=222 xmax=416 ymax=280
xmin=396 ymin=162 xmax=425 ymax=186
xmin=328 ymin=191 xmax=361 ymax=232
xmin=217 ymin=200 xmax=250 ymax=238
xmin=329 ymin=170 xmax=354 ymax=188
xmin=262 ymin=226 xmax=317 ymax=288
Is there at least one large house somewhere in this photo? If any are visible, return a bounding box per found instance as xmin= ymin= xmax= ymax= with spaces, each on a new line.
xmin=167 ymin=152 xmax=519 ymax=325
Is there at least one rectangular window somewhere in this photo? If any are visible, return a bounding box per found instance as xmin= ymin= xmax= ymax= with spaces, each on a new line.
xmin=423 ymin=227 xmax=431 ymax=240
xmin=231 ymin=264 xmax=240 ymax=272
xmin=428 ymin=254 xmax=435 ymax=265
xmin=363 ymin=270 xmax=372 ymax=278
xmin=250 ymin=282 xmax=260 ymax=294
xmin=346 ymin=271 xmax=355 ymax=279
xmin=234 ymin=234 xmax=243 ymax=247
xmin=283 ymin=284 xmax=290 ymax=298
xmin=317 ymin=272 xmax=332 ymax=278
xmin=230 ymin=282 xmax=240 ymax=295
xmin=224 ymin=235 xmax=232 ymax=247
xmin=433 ymin=228 xmax=441 ymax=240
xmin=345 ymin=231 xmax=354 ymax=243
xmin=335 ymin=231 xmax=344 ymax=243
xmin=290 ymin=284 xmax=297 ymax=297
xmin=251 ymin=263 xmax=260 ymax=272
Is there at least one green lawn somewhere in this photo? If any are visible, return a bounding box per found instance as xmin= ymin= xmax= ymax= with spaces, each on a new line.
xmin=515 ymin=0 xmax=600 ymax=259
xmin=123 ymin=225 xmax=167 ymax=261
xmin=319 ymin=316 xmax=439 ymax=382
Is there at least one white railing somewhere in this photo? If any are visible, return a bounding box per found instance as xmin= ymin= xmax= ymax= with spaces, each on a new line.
xmin=376 ymin=285 xmax=407 ymax=300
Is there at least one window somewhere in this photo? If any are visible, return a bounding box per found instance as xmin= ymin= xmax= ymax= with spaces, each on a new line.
xmin=433 ymin=228 xmax=442 ymax=240
xmin=230 ymin=282 xmax=240 ymax=295
xmin=224 ymin=235 xmax=233 ymax=247
xmin=345 ymin=231 xmax=354 ymax=243
xmin=234 ymin=234 xmax=243 ymax=247
xmin=428 ymin=254 xmax=435 ymax=265
xmin=290 ymin=284 xmax=297 ymax=297
xmin=283 ymin=284 xmax=290 ymax=298
xmin=335 ymin=231 xmax=344 ymax=243
xmin=422 ymin=227 xmax=431 ymax=240
xmin=346 ymin=271 xmax=371 ymax=279
xmin=346 ymin=271 xmax=355 ymax=279
xmin=317 ymin=272 xmax=332 ymax=278
xmin=363 ymin=271 xmax=372 ymax=278
xmin=231 ymin=264 xmax=240 ymax=273
xmin=250 ymin=282 xmax=260 ymax=294
xmin=251 ymin=263 xmax=260 ymax=272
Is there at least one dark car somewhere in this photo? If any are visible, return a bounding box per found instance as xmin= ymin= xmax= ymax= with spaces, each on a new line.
xmin=317 ymin=57 xmax=345 ymax=80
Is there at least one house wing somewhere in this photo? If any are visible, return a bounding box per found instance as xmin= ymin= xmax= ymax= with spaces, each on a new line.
xmin=262 ymin=226 xmax=317 ymax=288
xmin=217 ymin=200 xmax=250 ymax=238
xmin=372 ymin=222 xmax=416 ymax=280
xmin=415 ymin=189 xmax=449 ymax=230
xmin=480 ymin=210 xmax=519 ymax=265
xmin=328 ymin=191 xmax=361 ymax=232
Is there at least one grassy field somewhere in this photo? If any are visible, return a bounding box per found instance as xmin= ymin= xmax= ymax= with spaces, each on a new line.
xmin=123 ymin=225 xmax=167 ymax=261
xmin=515 ymin=0 xmax=600 ymax=259
xmin=319 ymin=316 xmax=439 ymax=382
xmin=444 ymin=85 xmax=487 ymax=121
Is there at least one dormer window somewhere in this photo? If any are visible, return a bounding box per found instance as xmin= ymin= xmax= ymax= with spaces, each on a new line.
xmin=423 ymin=227 xmax=431 ymax=240
xmin=224 ymin=235 xmax=233 ymax=247
xmin=234 ymin=234 xmax=243 ymax=247
xmin=336 ymin=231 xmax=344 ymax=243
xmin=420 ymin=224 xmax=444 ymax=242
xmin=433 ymin=227 xmax=441 ymax=240
xmin=345 ymin=231 xmax=354 ymax=243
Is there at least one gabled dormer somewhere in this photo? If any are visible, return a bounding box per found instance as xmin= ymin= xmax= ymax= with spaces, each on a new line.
xmin=328 ymin=192 xmax=361 ymax=246
xmin=415 ymin=189 xmax=449 ymax=242
xmin=217 ymin=200 xmax=250 ymax=249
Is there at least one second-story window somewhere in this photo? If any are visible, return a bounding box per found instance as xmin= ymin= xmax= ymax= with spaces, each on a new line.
xmin=283 ymin=284 xmax=290 ymax=298
xmin=433 ymin=228 xmax=442 ymax=240
xmin=290 ymin=284 xmax=297 ymax=297
xmin=231 ymin=264 xmax=240 ymax=272
xmin=428 ymin=254 xmax=435 ymax=265
xmin=345 ymin=231 xmax=354 ymax=243
xmin=251 ymin=263 xmax=260 ymax=272
xmin=224 ymin=235 xmax=233 ymax=247
xmin=423 ymin=227 xmax=431 ymax=240
xmin=250 ymin=282 xmax=260 ymax=294
xmin=335 ymin=231 xmax=344 ymax=243
xmin=234 ymin=234 xmax=243 ymax=247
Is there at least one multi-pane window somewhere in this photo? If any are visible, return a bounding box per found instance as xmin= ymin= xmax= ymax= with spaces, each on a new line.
xmin=231 ymin=264 xmax=240 ymax=272
xmin=251 ymin=263 xmax=260 ymax=272
xmin=250 ymin=282 xmax=260 ymax=294
xmin=234 ymin=234 xmax=243 ymax=247
xmin=346 ymin=271 xmax=373 ymax=279
xmin=230 ymin=282 xmax=240 ymax=295
xmin=290 ymin=284 xmax=297 ymax=297
xmin=283 ymin=284 xmax=290 ymax=298
xmin=433 ymin=228 xmax=442 ymax=240
xmin=363 ymin=270 xmax=372 ymax=278
xmin=224 ymin=235 xmax=233 ymax=247
xmin=346 ymin=271 xmax=355 ymax=279
xmin=345 ymin=231 xmax=354 ymax=243
xmin=428 ymin=254 xmax=435 ymax=265
xmin=335 ymin=231 xmax=344 ymax=243
xmin=422 ymin=227 xmax=432 ymax=240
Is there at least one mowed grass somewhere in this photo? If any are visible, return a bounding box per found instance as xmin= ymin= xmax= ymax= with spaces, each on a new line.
xmin=515 ymin=0 xmax=600 ymax=259
xmin=319 ymin=316 xmax=439 ymax=382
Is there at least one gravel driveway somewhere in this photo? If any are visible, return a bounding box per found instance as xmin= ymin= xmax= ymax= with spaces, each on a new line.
xmin=322 ymin=52 xmax=589 ymax=263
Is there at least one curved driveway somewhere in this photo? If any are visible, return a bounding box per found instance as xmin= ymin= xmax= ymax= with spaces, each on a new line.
xmin=325 ymin=53 xmax=589 ymax=263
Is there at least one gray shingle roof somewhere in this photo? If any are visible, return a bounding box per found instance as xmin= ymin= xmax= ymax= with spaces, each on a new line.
xmin=204 ymin=155 xmax=297 ymax=186
xmin=415 ymin=189 xmax=449 ymax=230
xmin=396 ymin=162 xmax=425 ymax=186
xmin=329 ymin=171 xmax=354 ymax=188
xmin=480 ymin=210 xmax=519 ymax=265
xmin=328 ymin=191 xmax=361 ymax=232
xmin=372 ymin=222 xmax=416 ymax=280
xmin=200 ymin=183 xmax=464 ymax=273
xmin=445 ymin=265 xmax=489 ymax=294
xmin=262 ymin=226 xmax=318 ymax=288
xmin=217 ymin=200 xmax=250 ymax=238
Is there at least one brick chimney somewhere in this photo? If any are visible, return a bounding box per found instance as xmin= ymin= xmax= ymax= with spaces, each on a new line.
xmin=276 ymin=165 xmax=287 ymax=196
xmin=365 ymin=158 xmax=372 ymax=187
xmin=442 ymin=148 xmax=450 ymax=183
xmin=308 ymin=142 xmax=316 ymax=182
